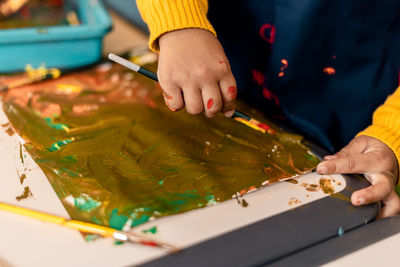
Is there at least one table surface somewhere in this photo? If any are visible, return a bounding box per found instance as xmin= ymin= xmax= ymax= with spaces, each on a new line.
xmin=100 ymin=10 xmax=400 ymax=267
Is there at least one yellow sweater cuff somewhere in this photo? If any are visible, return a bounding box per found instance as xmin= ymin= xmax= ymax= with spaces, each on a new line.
xmin=136 ymin=0 xmax=216 ymax=53
xmin=357 ymin=87 xmax=400 ymax=184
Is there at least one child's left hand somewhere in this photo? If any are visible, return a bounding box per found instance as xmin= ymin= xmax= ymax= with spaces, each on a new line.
xmin=316 ymin=135 xmax=400 ymax=218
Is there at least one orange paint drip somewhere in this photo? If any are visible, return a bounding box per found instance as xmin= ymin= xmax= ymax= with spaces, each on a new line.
xmin=323 ymin=67 xmax=336 ymax=75
xmin=141 ymin=241 xmax=158 ymax=247
xmin=278 ymin=59 xmax=288 ymax=77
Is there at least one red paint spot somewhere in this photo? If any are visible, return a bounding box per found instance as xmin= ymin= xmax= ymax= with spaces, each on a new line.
xmin=219 ymin=60 xmax=226 ymax=64
xmin=251 ymin=69 xmax=265 ymax=86
xmin=207 ymin=98 xmax=214 ymax=109
xmin=262 ymin=87 xmax=280 ymax=105
xmin=141 ymin=241 xmax=158 ymax=247
xmin=259 ymin=23 xmax=276 ymax=44
xmin=228 ymin=86 xmax=237 ymax=98
xmin=323 ymin=67 xmax=336 ymax=75
xmin=256 ymin=122 xmax=271 ymax=131
xmin=332 ymin=55 xmax=336 ymax=59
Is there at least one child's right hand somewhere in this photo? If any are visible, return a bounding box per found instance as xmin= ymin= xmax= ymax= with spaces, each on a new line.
xmin=157 ymin=28 xmax=237 ymax=117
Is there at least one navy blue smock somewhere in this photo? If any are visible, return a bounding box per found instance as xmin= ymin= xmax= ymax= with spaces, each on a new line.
xmin=208 ymin=0 xmax=400 ymax=152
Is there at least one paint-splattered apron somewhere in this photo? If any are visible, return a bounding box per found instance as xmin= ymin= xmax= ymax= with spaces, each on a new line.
xmin=208 ymin=0 xmax=400 ymax=152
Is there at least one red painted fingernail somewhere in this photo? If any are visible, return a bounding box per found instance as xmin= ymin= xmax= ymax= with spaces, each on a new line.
xmin=207 ymin=98 xmax=214 ymax=109
xmin=228 ymin=86 xmax=237 ymax=98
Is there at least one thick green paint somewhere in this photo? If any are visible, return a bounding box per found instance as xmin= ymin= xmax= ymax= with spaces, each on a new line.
xmin=142 ymin=226 xmax=158 ymax=234
xmin=131 ymin=214 xmax=150 ymax=227
xmin=3 ymin=60 xmax=319 ymax=232
xmin=74 ymin=194 xmax=101 ymax=212
xmin=44 ymin=117 xmax=69 ymax=131
xmin=109 ymin=209 xmax=129 ymax=230
xmin=47 ymin=139 xmax=73 ymax=152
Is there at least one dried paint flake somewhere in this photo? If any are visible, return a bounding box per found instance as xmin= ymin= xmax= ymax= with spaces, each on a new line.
xmin=288 ymin=197 xmax=301 ymax=206
xmin=16 ymin=186 xmax=33 ymax=201
xmin=319 ymin=177 xmax=334 ymax=194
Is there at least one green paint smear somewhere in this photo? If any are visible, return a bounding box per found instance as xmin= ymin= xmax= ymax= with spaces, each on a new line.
xmin=74 ymin=194 xmax=101 ymax=212
xmin=396 ymin=185 xmax=400 ymax=197
xmin=142 ymin=226 xmax=158 ymax=234
xmin=47 ymin=139 xmax=73 ymax=152
xmin=109 ymin=209 xmax=129 ymax=230
xmin=85 ymin=234 xmax=100 ymax=242
xmin=2 ymin=58 xmax=319 ymax=231
xmin=44 ymin=117 xmax=69 ymax=131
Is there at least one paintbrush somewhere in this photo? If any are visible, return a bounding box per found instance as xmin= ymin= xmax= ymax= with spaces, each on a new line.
xmin=0 ymin=201 xmax=179 ymax=253
xmin=0 ymin=68 xmax=61 ymax=92
xmin=108 ymin=53 xmax=275 ymax=134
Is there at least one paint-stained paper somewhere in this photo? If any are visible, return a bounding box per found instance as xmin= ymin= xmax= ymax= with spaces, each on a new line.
xmin=1 ymin=53 xmax=318 ymax=231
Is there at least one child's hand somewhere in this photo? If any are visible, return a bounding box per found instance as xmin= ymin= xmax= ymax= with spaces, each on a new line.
xmin=157 ymin=28 xmax=237 ymax=117
xmin=316 ymin=135 xmax=400 ymax=218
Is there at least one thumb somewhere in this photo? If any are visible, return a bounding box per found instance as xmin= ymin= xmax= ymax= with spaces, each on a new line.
xmin=317 ymin=153 xmax=374 ymax=174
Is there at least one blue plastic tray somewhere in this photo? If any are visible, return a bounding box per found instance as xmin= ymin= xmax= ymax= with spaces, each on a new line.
xmin=0 ymin=0 xmax=112 ymax=73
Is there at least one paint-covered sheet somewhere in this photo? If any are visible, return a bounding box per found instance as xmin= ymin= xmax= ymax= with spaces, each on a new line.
xmin=0 ymin=53 xmax=318 ymax=232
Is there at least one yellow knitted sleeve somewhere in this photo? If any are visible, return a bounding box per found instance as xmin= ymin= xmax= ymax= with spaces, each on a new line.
xmin=357 ymin=86 xmax=400 ymax=183
xmin=135 ymin=0 xmax=216 ymax=52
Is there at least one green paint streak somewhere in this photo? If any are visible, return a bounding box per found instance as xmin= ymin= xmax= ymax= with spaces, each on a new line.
xmin=396 ymin=185 xmax=400 ymax=197
xmin=142 ymin=226 xmax=158 ymax=234
xmin=74 ymin=194 xmax=101 ymax=212
xmin=19 ymin=143 xmax=24 ymax=164
xmin=131 ymin=214 xmax=150 ymax=227
xmin=61 ymin=155 xmax=77 ymax=164
xmin=91 ymin=216 xmax=102 ymax=225
xmin=45 ymin=117 xmax=69 ymax=131
xmin=305 ymin=151 xmax=319 ymax=162
xmin=158 ymin=179 xmax=164 ymax=186
xmin=109 ymin=209 xmax=129 ymax=230
xmin=85 ymin=234 xmax=100 ymax=242
xmin=47 ymin=139 xmax=73 ymax=152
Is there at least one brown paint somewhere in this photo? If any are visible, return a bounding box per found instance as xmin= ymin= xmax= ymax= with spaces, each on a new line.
xmin=19 ymin=174 xmax=26 ymax=184
xmin=319 ymin=177 xmax=334 ymax=194
xmin=16 ymin=186 xmax=33 ymax=201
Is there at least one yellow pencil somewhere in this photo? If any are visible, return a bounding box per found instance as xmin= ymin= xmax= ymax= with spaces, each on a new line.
xmin=0 ymin=202 xmax=179 ymax=253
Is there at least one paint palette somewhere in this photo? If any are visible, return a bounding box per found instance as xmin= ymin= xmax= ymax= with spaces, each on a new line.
xmin=0 ymin=0 xmax=111 ymax=73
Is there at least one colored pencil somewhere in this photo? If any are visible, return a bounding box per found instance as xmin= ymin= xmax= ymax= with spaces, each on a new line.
xmin=0 ymin=201 xmax=179 ymax=253
xmin=108 ymin=53 xmax=275 ymax=134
